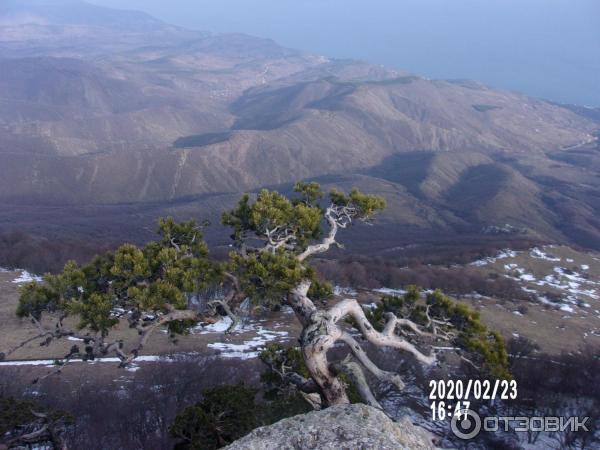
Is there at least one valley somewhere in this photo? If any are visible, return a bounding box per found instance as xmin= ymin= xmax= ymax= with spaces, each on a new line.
xmin=1 ymin=1 xmax=600 ymax=256
xmin=0 ymin=2 xmax=599 ymax=449
xmin=2 ymin=244 xmax=598 ymax=365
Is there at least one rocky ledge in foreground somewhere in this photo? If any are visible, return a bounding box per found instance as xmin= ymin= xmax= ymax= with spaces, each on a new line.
xmin=225 ymin=403 xmax=438 ymax=450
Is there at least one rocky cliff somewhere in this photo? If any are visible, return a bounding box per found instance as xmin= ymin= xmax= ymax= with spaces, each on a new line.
xmin=225 ymin=404 xmax=438 ymax=450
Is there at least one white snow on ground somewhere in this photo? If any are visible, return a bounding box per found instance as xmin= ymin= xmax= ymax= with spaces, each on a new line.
xmin=372 ymin=287 xmax=407 ymax=296
xmin=280 ymin=305 xmax=294 ymax=314
xmin=470 ymin=249 xmax=517 ymax=266
xmin=193 ymin=316 xmax=292 ymax=358
xmin=207 ymin=328 xmax=289 ymax=359
xmin=536 ymin=268 xmax=600 ymax=302
xmin=362 ymin=302 xmax=378 ymax=310
xmin=334 ymin=286 xmax=357 ymax=297
xmin=0 ymin=318 xmax=291 ymax=366
xmin=110 ymin=307 xmax=127 ymax=317
xmin=12 ymin=270 xmax=42 ymax=284
xmin=497 ymin=249 xmax=517 ymax=259
xmin=194 ymin=317 xmax=237 ymax=334
xmin=0 ymin=355 xmax=165 ymax=367
xmin=529 ymin=247 xmax=561 ymax=261
xmin=492 ymin=248 xmax=600 ymax=314
xmin=519 ymin=273 xmax=536 ymax=282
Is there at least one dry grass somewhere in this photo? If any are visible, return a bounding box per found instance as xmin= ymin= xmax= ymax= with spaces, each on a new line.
xmin=0 ymin=270 xmax=302 ymax=362
xmin=2 ymin=244 xmax=599 ymax=367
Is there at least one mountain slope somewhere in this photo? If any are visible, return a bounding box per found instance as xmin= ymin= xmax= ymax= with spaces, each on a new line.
xmin=0 ymin=0 xmax=599 ymax=250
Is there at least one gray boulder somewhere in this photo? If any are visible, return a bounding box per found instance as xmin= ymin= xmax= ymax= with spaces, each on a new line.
xmin=225 ymin=403 xmax=438 ymax=450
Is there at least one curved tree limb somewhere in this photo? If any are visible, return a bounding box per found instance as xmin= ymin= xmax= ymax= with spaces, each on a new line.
xmin=383 ymin=312 xmax=433 ymax=338
xmin=298 ymin=207 xmax=339 ymax=262
xmin=208 ymin=299 xmax=240 ymax=334
xmin=339 ymin=332 xmax=405 ymax=391
xmin=328 ymin=299 xmax=436 ymax=366
xmin=116 ymin=305 xmax=200 ymax=366
xmin=287 ymin=280 xmax=318 ymax=326
xmin=1 ymin=331 xmax=53 ymax=361
xmin=334 ymin=355 xmax=383 ymax=410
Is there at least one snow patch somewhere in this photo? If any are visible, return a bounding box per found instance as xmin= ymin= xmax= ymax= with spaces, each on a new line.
xmin=0 ymin=355 xmax=165 ymax=367
xmin=333 ymin=286 xmax=357 ymax=297
xmin=470 ymin=249 xmax=517 ymax=266
xmin=194 ymin=317 xmax=237 ymax=334
xmin=207 ymin=328 xmax=289 ymax=359
xmin=519 ymin=273 xmax=536 ymax=282
xmin=560 ymin=304 xmax=575 ymax=313
xmin=373 ymin=287 xmax=407 ymax=296
xmin=12 ymin=270 xmax=42 ymax=284
xmin=529 ymin=247 xmax=560 ymax=262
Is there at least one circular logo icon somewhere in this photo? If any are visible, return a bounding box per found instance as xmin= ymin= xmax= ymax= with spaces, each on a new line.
xmin=451 ymin=409 xmax=482 ymax=440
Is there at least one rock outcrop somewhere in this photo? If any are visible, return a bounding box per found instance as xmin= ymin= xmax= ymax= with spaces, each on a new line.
xmin=225 ymin=404 xmax=438 ymax=450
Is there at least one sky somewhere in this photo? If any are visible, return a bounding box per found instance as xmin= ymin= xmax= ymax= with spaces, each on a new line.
xmin=89 ymin=0 xmax=600 ymax=106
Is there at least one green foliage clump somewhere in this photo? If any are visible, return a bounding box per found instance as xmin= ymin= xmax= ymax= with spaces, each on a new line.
xmin=68 ymin=292 xmax=119 ymax=333
xmin=0 ymin=396 xmax=72 ymax=443
xmin=260 ymin=344 xmax=362 ymax=407
xmin=365 ymin=285 xmax=425 ymax=331
xmin=307 ymin=279 xmax=333 ymax=303
xmin=426 ymin=289 xmax=511 ymax=379
xmin=260 ymin=343 xmax=310 ymax=384
xmin=16 ymin=218 xmax=218 ymax=338
xmin=170 ymin=384 xmax=258 ymax=450
xmin=259 ymin=344 xmax=315 ymax=420
xmin=157 ymin=217 xmax=208 ymax=258
xmin=0 ymin=396 xmax=41 ymax=436
xmin=366 ymin=287 xmax=510 ymax=380
xmin=293 ymin=181 xmax=324 ymax=206
xmin=329 ymin=188 xmax=386 ymax=218
xmin=229 ymin=250 xmax=312 ymax=308
xmin=16 ymin=282 xmax=60 ymax=320
xmin=223 ymin=189 xmax=322 ymax=247
xmin=219 ymin=183 xmax=385 ymax=310
xmin=16 ymin=184 xmax=387 ymax=341
xmin=223 ymin=184 xmax=385 ymax=248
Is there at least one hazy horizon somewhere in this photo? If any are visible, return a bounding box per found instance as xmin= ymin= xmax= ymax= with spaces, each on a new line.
xmin=86 ymin=0 xmax=600 ymax=107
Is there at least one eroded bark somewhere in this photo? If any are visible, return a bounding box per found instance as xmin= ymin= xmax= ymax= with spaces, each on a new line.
xmin=289 ymin=280 xmax=436 ymax=407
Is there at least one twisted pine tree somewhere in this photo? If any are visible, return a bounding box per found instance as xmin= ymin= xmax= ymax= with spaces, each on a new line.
xmin=2 ymin=182 xmax=509 ymax=408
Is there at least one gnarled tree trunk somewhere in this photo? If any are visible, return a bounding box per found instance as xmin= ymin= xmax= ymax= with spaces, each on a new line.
xmin=288 ymin=279 xmax=436 ymax=407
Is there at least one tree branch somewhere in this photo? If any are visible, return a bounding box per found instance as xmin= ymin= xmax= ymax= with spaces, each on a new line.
xmin=328 ymin=299 xmax=436 ymax=365
xmin=1 ymin=332 xmax=53 ymax=361
xmin=208 ymin=299 xmax=240 ymax=334
xmin=339 ymin=331 xmax=405 ymax=390
xmin=383 ymin=312 xmax=433 ymax=338
xmin=287 ymin=280 xmax=318 ymax=326
xmin=297 ymin=206 xmax=339 ymax=261
xmin=116 ymin=305 xmax=200 ymax=366
xmin=335 ymin=355 xmax=383 ymax=410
